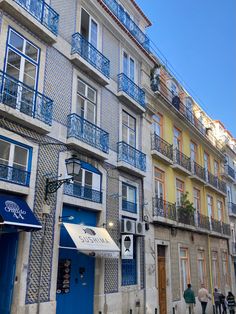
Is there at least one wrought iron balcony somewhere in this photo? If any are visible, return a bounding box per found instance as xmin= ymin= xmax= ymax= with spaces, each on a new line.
xmin=222 ymin=222 xmax=231 ymax=236
xmin=218 ymin=178 xmax=227 ymax=194
xmin=153 ymin=197 xmax=177 ymax=221
xmin=14 ymin=0 xmax=59 ymax=35
xmin=118 ymin=73 xmax=146 ymax=108
xmin=206 ymin=171 xmax=218 ymax=189
xmin=225 ymin=164 xmax=235 ymax=179
xmin=67 ymin=114 xmax=109 ymax=154
xmin=173 ymin=149 xmax=191 ymax=172
xmin=64 ymin=182 xmax=102 ymax=203
xmin=0 ymin=163 xmax=30 ymax=186
xmin=177 ymin=207 xmax=195 ymax=226
xmin=151 ymin=133 xmax=173 ymax=161
xmin=192 ymin=161 xmax=206 ymax=182
xmin=71 ymin=33 xmax=110 ymax=78
xmin=197 ymin=212 xmax=210 ymax=230
xmin=122 ymin=199 xmax=137 ymax=214
xmin=102 ymin=0 xmax=150 ymax=51
xmin=228 ymin=202 xmax=236 ymax=216
xmin=0 ymin=70 xmax=53 ymax=126
xmin=211 ymin=217 xmax=222 ymax=233
xmin=117 ymin=141 xmax=146 ymax=172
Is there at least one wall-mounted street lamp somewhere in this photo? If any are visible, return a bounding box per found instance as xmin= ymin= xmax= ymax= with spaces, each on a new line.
xmin=45 ymin=156 xmax=81 ymax=201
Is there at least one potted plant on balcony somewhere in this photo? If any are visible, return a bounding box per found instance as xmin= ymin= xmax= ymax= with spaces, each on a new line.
xmin=178 ymin=192 xmax=195 ymax=225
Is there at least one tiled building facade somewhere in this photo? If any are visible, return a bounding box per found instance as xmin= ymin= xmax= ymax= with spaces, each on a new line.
xmin=0 ymin=1 xmax=234 ymax=314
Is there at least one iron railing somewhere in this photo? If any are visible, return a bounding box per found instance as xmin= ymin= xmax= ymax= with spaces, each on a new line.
xmin=218 ymin=179 xmax=227 ymax=194
xmin=192 ymin=161 xmax=206 ymax=181
xmin=222 ymin=222 xmax=231 ymax=236
xmin=14 ymin=0 xmax=59 ymax=35
xmin=207 ymin=171 xmax=218 ymax=189
xmin=118 ymin=73 xmax=146 ymax=108
xmin=122 ymin=200 xmax=137 ymax=214
xmin=211 ymin=217 xmax=222 ymax=233
xmin=173 ymin=149 xmax=191 ymax=172
xmin=67 ymin=114 xmax=109 ymax=153
xmin=197 ymin=212 xmax=210 ymax=230
xmin=228 ymin=202 xmax=236 ymax=216
xmin=177 ymin=207 xmax=195 ymax=226
xmin=151 ymin=133 xmax=173 ymax=160
xmin=226 ymin=164 xmax=235 ymax=179
xmin=102 ymin=0 xmax=150 ymax=51
xmin=71 ymin=33 xmax=110 ymax=78
xmin=0 ymin=70 xmax=53 ymax=125
xmin=0 ymin=163 xmax=30 ymax=186
xmin=153 ymin=197 xmax=177 ymax=221
xmin=64 ymin=183 xmax=102 ymax=203
xmin=117 ymin=141 xmax=146 ymax=172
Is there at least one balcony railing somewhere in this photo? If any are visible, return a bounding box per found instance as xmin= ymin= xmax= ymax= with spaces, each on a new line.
xmin=102 ymin=0 xmax=150 ymax=51
xmin=153 ymin=197 xmax=177 ymax=221
xmin=192 ymin=161 xmax=206 ymax=181
xmin=222 ymin=222 xmax=231 ymax=236
xmin=67 ymin=114 xmax=109 ymax=154
xmin=71 ymin=33 xmax=110 ymax=78
xmin=14 ymin=0 xmax=59 ymax=35
xmin=151 ymin=133 xmax=173 ymax=160
xmin=122 ymin=200 xmax=137 ymax=214
xmin=207 ymin=171 xmax=218 ymax=189
xmin=118 ymin=73 xmax=146 ymax=108
xmin=218 ymin=179 xmax=227 ymax=194
xmin=0 ymin=71 xmax=53 ymax=125
xmin=229 ymin=202 xmax=236 ymax=216
xmin=197 ymin=212 xmax=210 ymax=230
xmin=177 ymin=207 xmax=195 ymax=226
xmin=64 ymin=183 xmax=102 ymax=203
xmin=226 ymin=164 xmax=235 ymax=179
xmin=0 ymin=163 xmax=30 ymax=186
xmin=117 ymin=141 xmax=146 ymax=172
xmin=173 ymin=149 xmax=191 ymax=172
xmin=211 ymin=217 xmax=222 ymax=233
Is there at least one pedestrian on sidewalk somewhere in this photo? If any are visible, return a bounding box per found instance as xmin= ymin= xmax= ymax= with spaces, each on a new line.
xmin=214 ymin=288 xmax=222 ymax=314
xmin=198 ymin=284 xmax=211 ymax=314
xmin=219 ymin=293 xmax=227 ymax=314
xmin=227 ymin=291 xmax=235 ymax=314
xmin=184 ymin=283 xmax=196 ymax=314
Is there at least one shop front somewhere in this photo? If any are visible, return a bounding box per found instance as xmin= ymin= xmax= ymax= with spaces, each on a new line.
xmin=0 ymin=194 xmax=41 ymax=314
xmin=56 ymin=206 xmax=119 ymax=314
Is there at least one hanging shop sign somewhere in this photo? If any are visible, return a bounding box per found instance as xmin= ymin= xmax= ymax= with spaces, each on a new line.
xmin=121 ymin=234 xmax=133 ymax=260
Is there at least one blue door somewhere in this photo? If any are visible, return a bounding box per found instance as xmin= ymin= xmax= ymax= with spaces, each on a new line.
xmin=56 ymin=206 xmax=97 ymax=314
xmin=0 ymin=232 xmax=18 ymax=314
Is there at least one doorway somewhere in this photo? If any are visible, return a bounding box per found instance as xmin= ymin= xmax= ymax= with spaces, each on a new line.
xmin=157 ymin=245 xmax=167 ymax=314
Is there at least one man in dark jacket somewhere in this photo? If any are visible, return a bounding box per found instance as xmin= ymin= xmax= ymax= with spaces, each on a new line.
xmin=184 ymin=284 xmax=196 ymax=314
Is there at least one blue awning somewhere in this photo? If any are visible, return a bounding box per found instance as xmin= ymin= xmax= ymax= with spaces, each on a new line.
xmin=0 ymin=195 xmax=41 ymax=231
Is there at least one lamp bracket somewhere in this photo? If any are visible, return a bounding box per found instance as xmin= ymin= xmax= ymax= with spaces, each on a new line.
xmin=45 ymin=177 xmax=73 ymax=200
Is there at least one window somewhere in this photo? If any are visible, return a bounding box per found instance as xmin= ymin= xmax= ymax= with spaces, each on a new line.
xmin=122 ymin=237 xmax=137 ymax=286
xmin=197 ymin=250 xmax=206 ymax=286
xmin=74 ymin=168 xmax=100 ymax=192
xmin=180 ymin=248 xmax=190 ymax=292
xmin=185 ymin=97 xmax=193 ymax=121
xmin=190 ymin=141 xmax=197 ymax=162
xmin=212 ymin=251 xmax=219 ymax=288
xmin=214 ymin=160 xmax=219 ymax=177
xmin=80 ymin=8 xmax=98 ymax=48
xmin=122 ymin=111 xmax=136 ymax=147
xmin=176 ymin=179 xmax=184 ymax=206
xmin=217 ymin=200 xmax=223 ymax=221
xmin=152 ymin=114 xmax=163 ymax=137
xmin=155 ymin=168 xmax=165 ymax=199
xmin=173 ymin=127 xmax=182 ymax=150
xmin=222 ymin=252 xmax=229 ymax=284
xmin=227 ymin=186 xmax=232 ymax=203
xmin=193 ymin=188 xmax=201 ymax=212
xmin=122 ymin=183 xmax=137 ymax=213
xmin=76 ymin=79 xmax=97 ymax=123
xmin=169 ymin=81 xmax=178 ymax=96
xmin=207 ymin=195 xmax=213 ymax=218
xmin=0 ymin=137 xmax=31 ymax=185
xmin=123 ymin=51 xmax=135 ymax=82
xmin=204 ymin=152 xmax=210 ymax=180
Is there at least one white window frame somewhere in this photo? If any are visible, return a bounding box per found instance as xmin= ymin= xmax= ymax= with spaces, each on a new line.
xmin=122 ymin=49 xmax=136 ymax=83
xmin=80 ymin=7 xmax=100 ymax=49
xmin=119 ymin=176 xmax=139 ymax=219
xmin=74 ymin=168 xmax=101 ymax=192
xmin=121 ymin=110 xmax=136 ymax=148
xmin=179 ymin=247 xmax=191 ymax=293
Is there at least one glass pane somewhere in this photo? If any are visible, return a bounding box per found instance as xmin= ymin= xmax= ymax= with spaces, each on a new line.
xmin=122 ymin=125 xmax=128 ymax=142
xmin=0 ymin=140 xmax=10 ymax=164
xmin=84 ymin=171 xmax=92 ymax=188
xmin=9 ymin=31 xmax=24 ymax=51
xmin=90 ymin=20 xmax=98 ymax=48
xmin=78 ymin=80 xmax=86 ymax=96
xmin=130 ymin=58 xmax=135 ymax=81
xmin=76 ymin=95 xmax=85 ymax=118
xmin=6 ymin=49 xmax=21 ymax=79
xmin=128 ymin=186 xmax=135 ymax=203
xmin=13 ymin=145 xmax=27 ymax=169
xmin=86 ymin=102 xmax=95 ymax=123
xmin=180 ymin=249 xmax=187 ymax=258
xmin=122 ymin=111 xmax=128 ymax=125
xmin=23 ymin=60 xmax=36 ymax=88
xmin=123 ymin=52 xmax=128 ymax=76
xmin=129 ymin=130 xmax=135 ymax=147
xmin=87 ymin=87 xmax=96 ymax=103
xmin=74 ymin=171 xmax=82 ymax=185
xmin=129 ymin=115 xmax=135 ymax=131
xmin=122 ymin=184 xmax=127 ymax=199
xmin=25 ymin=42 xmax=38 ymax=62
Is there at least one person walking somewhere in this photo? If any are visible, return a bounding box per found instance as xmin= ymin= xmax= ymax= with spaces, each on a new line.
xmin=227 ymin=291 xmax=235 ymax=314
xmin=184 ymin=284 xmax=196 ymax=314
xmin=219 ymin=293 xmax=227 ymax=314
xmin=214 ymin=288 xmax=222 ymax=314
xmin=198 ymin=284 xmax=211 ymax=314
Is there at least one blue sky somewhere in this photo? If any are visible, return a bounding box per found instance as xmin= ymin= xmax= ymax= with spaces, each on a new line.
xmin=136 ymin=0 xmax=236 ymax=137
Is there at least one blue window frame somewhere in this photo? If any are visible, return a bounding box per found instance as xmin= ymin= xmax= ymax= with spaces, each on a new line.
xmin=122 ymin=237 xmax=137 ymax=286
xmin=0 ymin=135 xmax=32 ymax=186
xmin=122 ymin=183 xmax=137 ymax=214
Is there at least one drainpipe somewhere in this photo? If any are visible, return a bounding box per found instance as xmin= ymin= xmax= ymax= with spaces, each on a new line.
xmin=141 ymin=178 xmax=147 ymax=314
xmin=207 ymin=234 xmax=215 ymax=313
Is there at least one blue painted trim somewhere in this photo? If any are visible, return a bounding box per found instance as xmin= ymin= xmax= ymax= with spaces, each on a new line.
xmin=80 ymin=161 xmax=101 ymax=174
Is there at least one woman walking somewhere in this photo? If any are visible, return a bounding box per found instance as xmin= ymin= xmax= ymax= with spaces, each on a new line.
xmin=227 ymin=291 xmax=235 ymax=314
